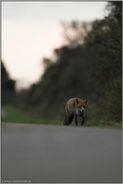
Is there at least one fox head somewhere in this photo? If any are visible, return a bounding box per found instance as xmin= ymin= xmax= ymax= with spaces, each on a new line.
xmin=75 ymin=98 xmax=88 ymax=115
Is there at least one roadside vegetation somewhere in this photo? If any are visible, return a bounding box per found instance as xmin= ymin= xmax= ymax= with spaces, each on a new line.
xmin=1 ymin=2 xmax=122 ymax=128
xmin=2 ymin=105 xmax=121 ymax=128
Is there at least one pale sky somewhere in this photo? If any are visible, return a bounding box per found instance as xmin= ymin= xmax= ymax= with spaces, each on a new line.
xmin=2 ymin=1 xmax=107 ymax=89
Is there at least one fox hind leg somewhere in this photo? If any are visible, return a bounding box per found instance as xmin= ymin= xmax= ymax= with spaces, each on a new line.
xmin=64 ymin=114 xmax=74 ymax=125
xmin=64 ymin=115 xmax=68 ymax=125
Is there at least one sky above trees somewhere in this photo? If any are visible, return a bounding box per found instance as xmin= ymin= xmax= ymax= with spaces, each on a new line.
xmin=2 ymin=2 xmax=107 ymax=89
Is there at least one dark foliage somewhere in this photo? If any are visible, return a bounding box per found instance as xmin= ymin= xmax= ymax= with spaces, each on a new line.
xmin=15 ymin=2 xmax=122 ymax=122
xmin=1 ymin=61 xmax=16 ymax=104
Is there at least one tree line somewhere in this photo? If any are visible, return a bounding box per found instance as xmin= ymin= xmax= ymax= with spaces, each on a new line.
xmin=2 ymin=2 xmax=122 ymax=123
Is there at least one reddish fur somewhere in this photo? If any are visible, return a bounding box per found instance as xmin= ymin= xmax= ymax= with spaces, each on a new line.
xmin=64 ymin=97 xmax=88 ymax=126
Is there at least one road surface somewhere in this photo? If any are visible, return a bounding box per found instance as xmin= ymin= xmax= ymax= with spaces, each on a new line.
xmin=2 ymin=123 xmax=122 ymax=183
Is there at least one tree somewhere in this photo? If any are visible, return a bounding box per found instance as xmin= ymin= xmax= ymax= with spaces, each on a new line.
xmin=1 ymin=61 xmax=16 ymax=104
xmin=25 ymin=1 xmax=122 ymax=122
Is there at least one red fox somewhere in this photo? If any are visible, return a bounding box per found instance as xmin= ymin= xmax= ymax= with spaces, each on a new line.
xmin=64 ymin=97 xmax=88 ymax=126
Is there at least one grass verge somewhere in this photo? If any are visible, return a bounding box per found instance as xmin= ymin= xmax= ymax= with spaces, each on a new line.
xmin=2 ymin=105 xmax=122 ymax=128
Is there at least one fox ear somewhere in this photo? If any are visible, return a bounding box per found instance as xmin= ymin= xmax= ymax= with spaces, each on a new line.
xmin=84 ymin=99 xmax=88 ymax=105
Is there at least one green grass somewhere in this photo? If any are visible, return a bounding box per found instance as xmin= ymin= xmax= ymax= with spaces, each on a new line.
xmin=2 ymin=105 xmax=122 ymax=128
xmin=2 ymin=105 xmax=62 ymax=125
xmin=86 ymin=119 xmax=122 ymax=128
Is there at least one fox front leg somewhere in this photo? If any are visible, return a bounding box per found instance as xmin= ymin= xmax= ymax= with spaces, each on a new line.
xmin=81 ymin=115 xmax=85 ymax=126
xmin=75 ymin=115 xmax=78 ymax=126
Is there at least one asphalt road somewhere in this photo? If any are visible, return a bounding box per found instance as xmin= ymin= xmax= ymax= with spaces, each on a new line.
xmin=2 ymin=123 xmax=122 ymax=183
